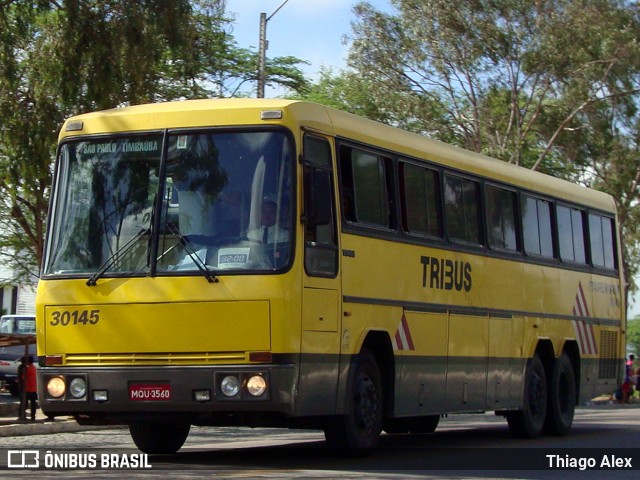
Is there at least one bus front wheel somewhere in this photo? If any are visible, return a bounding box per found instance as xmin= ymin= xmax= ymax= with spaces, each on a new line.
xmin=506 ymin=354 xmax=547 ymax=438
xmin=544 ymin=352 xmax=576 ymax=436
xmin=324 ymin=348 xmax=383 ymax=452
xmin=129 ymin=421 xmax=190 ymax=454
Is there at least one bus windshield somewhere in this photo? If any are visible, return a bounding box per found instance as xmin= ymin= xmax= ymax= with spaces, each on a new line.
xmin=45 ymin=130 xmax=293 ymax=277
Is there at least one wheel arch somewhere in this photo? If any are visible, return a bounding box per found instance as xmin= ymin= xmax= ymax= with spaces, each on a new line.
xmin=561 ymin=340 xmax=581 ymax=404
xmin=535 ymin=338 xmax=555 ymax=379
xmin=361 ymin=330 xmax=395 ymax=420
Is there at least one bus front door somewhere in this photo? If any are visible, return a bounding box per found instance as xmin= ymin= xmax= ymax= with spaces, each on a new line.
xmin=297 ymin=133 xmax=341 ymax=416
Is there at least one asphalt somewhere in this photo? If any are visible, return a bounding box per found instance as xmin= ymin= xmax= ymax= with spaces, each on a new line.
xmin=0 ymin=389 xmax=637 ymax=438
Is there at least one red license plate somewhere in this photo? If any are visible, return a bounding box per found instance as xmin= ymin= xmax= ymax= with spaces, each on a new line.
xmin=129 ymin=383 xmax=171 ymax=401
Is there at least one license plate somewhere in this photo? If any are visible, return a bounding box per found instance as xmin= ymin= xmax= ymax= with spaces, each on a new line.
xmin=129 ymin=383 xmax=171 ymax=401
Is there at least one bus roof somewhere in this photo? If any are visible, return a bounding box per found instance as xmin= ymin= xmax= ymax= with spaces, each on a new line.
xmin=60 ymin=98 xmax=615 ymax=213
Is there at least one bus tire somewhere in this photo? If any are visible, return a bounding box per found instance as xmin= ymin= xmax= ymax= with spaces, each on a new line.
xmin=506 ymin=354 xmax=547 ymax=438
xmin=544 ymin=352 xmax=576 ymax=436
xmin=324 ymin=349 xmax=383 ymax=452
xmin=129 ymin=421 xmax=190 ymax=454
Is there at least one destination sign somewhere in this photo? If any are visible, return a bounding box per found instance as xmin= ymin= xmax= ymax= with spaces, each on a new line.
xmin=78 ymin=140 xmax=161 ymax=157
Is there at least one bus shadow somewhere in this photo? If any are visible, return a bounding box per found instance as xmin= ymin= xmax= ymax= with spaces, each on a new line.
xmin=149 ymin=422 xmax=626 ymax=475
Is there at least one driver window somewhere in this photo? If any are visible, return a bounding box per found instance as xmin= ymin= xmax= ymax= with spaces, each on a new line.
xmin=303 ymin=135 xmax=338 ymax=278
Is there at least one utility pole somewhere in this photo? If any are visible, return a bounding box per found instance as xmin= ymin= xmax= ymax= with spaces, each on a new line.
xmin=257 ymin=0 xmax=290 ymax=98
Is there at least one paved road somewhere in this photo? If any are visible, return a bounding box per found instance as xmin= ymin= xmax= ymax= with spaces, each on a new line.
xmin=0 ymin=404 xmax=639 ymax=478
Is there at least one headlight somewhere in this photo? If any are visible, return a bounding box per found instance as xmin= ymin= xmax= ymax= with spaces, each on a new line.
xmin=69 ymin=377 xmax=87 ymax=398
xmin=47 ymin=377 xmax=66 ymax=398
xmin=220 ymin=375 xmax=240 ymax=397
xmin=246 ymin=375 xmax=267 ymax=397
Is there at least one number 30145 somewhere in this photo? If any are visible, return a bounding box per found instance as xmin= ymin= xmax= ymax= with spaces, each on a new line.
xmin=49 ymin=310 xmax=100 ymax=326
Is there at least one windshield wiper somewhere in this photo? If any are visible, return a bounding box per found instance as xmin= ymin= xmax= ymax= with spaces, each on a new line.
xmin=165 ymin=223 xmax=219 ymax=284
xmin=86 ymin=228 xmax=150 ymax=286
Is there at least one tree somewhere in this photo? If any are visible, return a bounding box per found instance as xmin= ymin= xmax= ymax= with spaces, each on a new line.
xmin=627 ymin=317 xmax=640 ymax=355
xmin=0 ymin=0 xmax=309 ymax=284
xmin=331 ymin=0 xmax=640 ymax=297
xmin=348 ymin=1 xmax=640 ymax=166
xmin=290 ymin=67 xmax=390 ymax=121
xmin=0 ymin=2 xmax=59 ymax=282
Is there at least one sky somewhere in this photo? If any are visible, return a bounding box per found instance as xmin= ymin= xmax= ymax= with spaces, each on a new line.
xmin=223 ymin=0 xmax=640 ymax=320
xmin=225 ymin=0 xmax=392 ymax=96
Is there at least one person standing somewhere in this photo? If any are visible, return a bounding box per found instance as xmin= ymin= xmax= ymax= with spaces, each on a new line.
xmin=23 ymin=355 xmax=38 ymax=421
xmin=629 ymin=354 xmax=640 ymax=395
xmin=619 ymin=355 xmax=636 ymax=403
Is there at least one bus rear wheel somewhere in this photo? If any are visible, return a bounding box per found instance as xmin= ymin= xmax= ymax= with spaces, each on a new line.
xmin=324 ymin=348 xmax=383 ymax=452
xmin=506 ymin=354 xmax=547 ymax=438
xmin=129 ymin=421 xmax=190 ymax=454
xmin=544 ymin=352 xmax=576 ymax=436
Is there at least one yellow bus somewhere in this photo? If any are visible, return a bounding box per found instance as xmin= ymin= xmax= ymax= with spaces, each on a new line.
xmin=37 ymin=99 xmax=625 ymax=453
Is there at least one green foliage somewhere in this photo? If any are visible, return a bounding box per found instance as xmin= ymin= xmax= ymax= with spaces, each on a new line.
xmin=0 ymin=2 xmax=54 ymax=282
xmin=345 ymin=0 xmax=640 ymax=169
xmin=627 ymin=317 xmax=640 ymax=356
xmin=290 ymin=67 xmax=393 ymax=122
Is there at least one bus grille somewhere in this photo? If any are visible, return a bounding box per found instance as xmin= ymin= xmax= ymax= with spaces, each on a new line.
xmin=63 ymin=352 xmax=247 ymax=366
xmin=598 ymin=330 xmax=619 ymax=379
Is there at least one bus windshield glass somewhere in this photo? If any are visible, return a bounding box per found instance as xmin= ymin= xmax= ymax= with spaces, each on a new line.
xmin=45 ymin=130 xmax=293 ymax=277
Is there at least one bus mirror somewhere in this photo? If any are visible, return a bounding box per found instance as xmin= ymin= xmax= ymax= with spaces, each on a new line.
xmin=304 ymin=168 xmax=332 ymax=226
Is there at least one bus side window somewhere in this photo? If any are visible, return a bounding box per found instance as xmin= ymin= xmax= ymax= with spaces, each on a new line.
xmin=522 ymin=195 xmax=554 ymax=258
xmin=557 ymin=205 xmax=586 ymax=264
xmin=589 ymin=213 xmax=616 ymax=270
xmin=399 ymin=162 xmax=442 ymax=238
xmin=444 ymin=174 xmax=482 ymax=245
xmin=303 ymin=135 xmax=338 ymax=278
xmin=339 ymin=145 xmax=395 ymax=229
xmin=485 ymin=184 xmax=518 ymax=252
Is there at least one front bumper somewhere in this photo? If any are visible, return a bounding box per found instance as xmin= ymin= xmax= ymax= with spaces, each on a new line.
xmin=38 ymin=364 xmax=296 ymax=421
